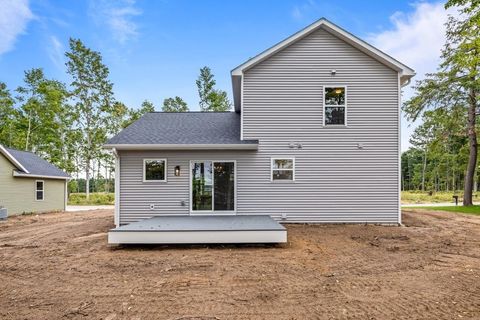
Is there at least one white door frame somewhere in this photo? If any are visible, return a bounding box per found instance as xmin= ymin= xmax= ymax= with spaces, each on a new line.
xmin=189 ymin=160 xmax=237 ymax=215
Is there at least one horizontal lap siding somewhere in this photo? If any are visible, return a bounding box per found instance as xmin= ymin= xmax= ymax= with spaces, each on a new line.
xmin=242 ymin=28 xmax=399 ymax=223
xmin=119 ymin=150 xmax=258 ymax=225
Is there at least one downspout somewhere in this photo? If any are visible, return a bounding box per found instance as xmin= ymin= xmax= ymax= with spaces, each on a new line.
xmin=113 ymin=148 xmax=120 ymax=227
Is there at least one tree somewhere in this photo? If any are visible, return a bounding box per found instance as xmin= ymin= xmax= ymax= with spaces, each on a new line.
xmin=15 ymin=68 xmax=71 ymax=170
xmin=66 ymin=38 xmax=114 ymax=199
xmin=162 ymin=96 xmax=189 ymax=112
xmin=123 ymin=100 xmax=155 ymax=128
xmin=403 ymin=0 xmax=480 ymax=205
xmin=0 ymin=82 xmax=18 ymax=147
xmin=196 ymin=66 xmax=232 ymax=111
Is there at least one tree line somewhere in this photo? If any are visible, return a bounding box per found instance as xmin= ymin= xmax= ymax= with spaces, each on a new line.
xmin=402 ymin=0 xmax=479 ymax=205
xmin=0 ymin=38 xmax=232 ymax=198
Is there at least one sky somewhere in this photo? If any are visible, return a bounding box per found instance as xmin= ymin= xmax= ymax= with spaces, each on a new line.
xmin=0 ymin=0 xmax=455 ymax=151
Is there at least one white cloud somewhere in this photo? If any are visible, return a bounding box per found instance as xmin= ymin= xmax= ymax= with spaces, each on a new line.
xmin=368 ymin=2 xmax=457 ymax=150
xmin=0 ymin=0 xmax=34 ymax=55
xmin=90 ymin=0 xmax=141 ymax=44
xmin=47 ymin=35 xmax=64 ymax=70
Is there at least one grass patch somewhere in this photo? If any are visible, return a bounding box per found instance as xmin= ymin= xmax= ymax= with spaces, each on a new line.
xmin=68 ymin=193 xmax=114 ymax=205
xmin=404 ymin=205 xmax=480 ymax=216
xmin=401 ymin=191 xmax=480 ymax=204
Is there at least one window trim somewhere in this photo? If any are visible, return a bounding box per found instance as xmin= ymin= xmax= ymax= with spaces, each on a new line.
xmin=270 ymin=157 xmax=295 ymax=182
xmin=35 ymin=180 xmax=44 ymax=201
xmin=323 ymin=85 xmax=348 ymax=127
xmin=143 ymin=159 xmax=167 ymax=183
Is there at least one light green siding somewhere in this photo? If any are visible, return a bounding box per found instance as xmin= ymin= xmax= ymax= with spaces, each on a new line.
xmin=0 ymin=153 xmax=66 ymax=215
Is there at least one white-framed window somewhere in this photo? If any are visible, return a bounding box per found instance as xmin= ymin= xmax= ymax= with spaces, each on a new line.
xmin=271 ymin=158 xmax=295 ymax=181
xmin=323 ymin=86 xmax=347 ymax=126
xmin=143 ymin=159 xmax=167 ymax=182
xmin=35 ymin=180 xmax=44 ymax=201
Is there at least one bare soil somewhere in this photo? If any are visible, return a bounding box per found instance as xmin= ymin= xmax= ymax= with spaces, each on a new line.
xmin=0 ymin=209 xmax=479 ymax=320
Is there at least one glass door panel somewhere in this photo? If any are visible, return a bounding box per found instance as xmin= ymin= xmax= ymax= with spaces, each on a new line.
xmin=214 ymin=162 xmax=235 ymax=211
xmin=191 ymin=161 xmax=213 ymax=211
xmin=191 ymin=161 xmax=235 ymax=213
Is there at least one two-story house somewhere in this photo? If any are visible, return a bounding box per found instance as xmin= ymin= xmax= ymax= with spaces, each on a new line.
xmin=105 ymin=18 xmax=415 ymax=244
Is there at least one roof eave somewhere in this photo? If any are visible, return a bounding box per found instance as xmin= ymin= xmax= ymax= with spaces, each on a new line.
xmin=103 ymin=143 xmax=259 ymax=151
xmin=0 ymin=145 xmax=30 ymax=173
xmin=12 ymin=171 xmax=70 ymax=180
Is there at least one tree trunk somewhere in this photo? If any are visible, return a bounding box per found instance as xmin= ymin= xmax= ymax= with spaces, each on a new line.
xmin=422 ymin=148 xmax=427 ymax=192
xmin=463 ymin=89 xmax=477 ymax=206
xmin=85 ymin=160 xmax=90 ymax=200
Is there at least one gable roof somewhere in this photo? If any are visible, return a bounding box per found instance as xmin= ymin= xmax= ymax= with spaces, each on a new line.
xmin=104 ymin=112 xmax=258 ymax=150
xmin=231 ymin=18 xmax=416 ymax=112
xmin=0 ymin=145 xmax=70 ymax=180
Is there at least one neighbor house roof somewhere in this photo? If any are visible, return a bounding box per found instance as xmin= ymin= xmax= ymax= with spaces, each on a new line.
xmin=231 ymin=18 xmax=416 ymax=112
xmin=0 ymin=145 xmax=70 ymax=180
xmin=104 ymin=112 xmax=258 ymax=150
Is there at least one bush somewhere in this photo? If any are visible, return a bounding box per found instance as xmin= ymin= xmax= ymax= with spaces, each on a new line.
xmin=68 ymin=193 xmax=115 ymax=205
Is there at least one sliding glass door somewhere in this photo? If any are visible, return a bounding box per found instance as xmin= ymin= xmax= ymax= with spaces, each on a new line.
xmin=191 ymin=161 xmax=235 ymax=213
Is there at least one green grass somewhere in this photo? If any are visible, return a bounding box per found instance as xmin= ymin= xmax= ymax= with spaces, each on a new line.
xmin=401 ymin=191 xmax=480 ymax=204
xmin=404 ymin=205 xmax=480 ymax=216
xmin=68 ymin=192 xmax=114 ymax=205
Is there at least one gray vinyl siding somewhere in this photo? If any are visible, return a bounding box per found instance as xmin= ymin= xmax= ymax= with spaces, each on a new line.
xmin=241 ymin=27 xmax=399 ymax=223
xmin=118 ymin=27 xmax=400 ymax=225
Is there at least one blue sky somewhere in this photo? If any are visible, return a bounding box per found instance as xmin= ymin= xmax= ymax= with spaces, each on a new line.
xmin=0 ymin=0 xmax=451 ymax=150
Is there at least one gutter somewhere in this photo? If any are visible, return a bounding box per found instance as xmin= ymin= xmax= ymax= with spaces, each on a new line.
xmin=13 ymin=171 xmax=70 ymax=180
xmin=103 ymin=143 xmax=259 ymax=151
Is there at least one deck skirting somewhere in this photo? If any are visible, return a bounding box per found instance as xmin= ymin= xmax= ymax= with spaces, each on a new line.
xmin=108 ymin=215 xmax=287 ymax=244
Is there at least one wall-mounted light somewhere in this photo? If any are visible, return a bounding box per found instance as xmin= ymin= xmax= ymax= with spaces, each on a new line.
xmin=174 ymin=165 xmax=181 ymax=176
xmin=331 ymin=69 xmax=336 ymax=76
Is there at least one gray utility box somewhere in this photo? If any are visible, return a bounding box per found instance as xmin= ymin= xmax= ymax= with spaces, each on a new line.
xmin=0 ymin=207 xmax=7 ymax=220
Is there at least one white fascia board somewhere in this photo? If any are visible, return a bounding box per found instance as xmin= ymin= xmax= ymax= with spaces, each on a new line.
xmin=231 ymin=18 xmax=415 ymax=78
xmin=0 ymin=145 xmax=30 ymax=173
xmin=103 ymin=143 xmax=258 ymax=150
xmin=13 ymin=171 xmax=70 ymax=180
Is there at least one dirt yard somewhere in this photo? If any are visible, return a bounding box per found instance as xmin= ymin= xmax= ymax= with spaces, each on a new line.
xmin=0 ymin=209 xmax=479 ymax=320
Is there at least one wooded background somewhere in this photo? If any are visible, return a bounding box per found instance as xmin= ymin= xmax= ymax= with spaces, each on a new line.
xmin=0 ymin=38 xmax=231 ymax=199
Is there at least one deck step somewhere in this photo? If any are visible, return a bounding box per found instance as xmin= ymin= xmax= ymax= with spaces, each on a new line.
xmin=108 ymin=215 xmax=287 ymax=244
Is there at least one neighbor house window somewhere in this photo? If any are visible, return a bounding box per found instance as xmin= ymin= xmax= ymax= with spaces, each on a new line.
xmin=324 ymin=86 xmax=346 ymax=126
xmin=36 ymin=180 xmax=44 ymax=201
xmin=143 ymin=159 xmax=167 ymax=182
xmin=271 ymin=158 xmax=295 ymax=181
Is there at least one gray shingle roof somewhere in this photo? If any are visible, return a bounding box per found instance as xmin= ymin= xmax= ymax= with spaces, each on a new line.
xmin=106 ymin=112 xmax=258 ymax=145
xmin=4 ymin=147 xmax=70 ymax=178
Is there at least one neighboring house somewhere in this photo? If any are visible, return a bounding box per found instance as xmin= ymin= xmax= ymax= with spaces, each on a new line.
xmin=105 ymin=18 xmax=415 ymax=235
xmin=0 ymin=145 xmax=70 ymax=216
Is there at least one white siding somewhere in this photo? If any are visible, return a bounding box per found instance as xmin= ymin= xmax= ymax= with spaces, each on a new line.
xmin=118 ymin=27 xmax=400 ymax=225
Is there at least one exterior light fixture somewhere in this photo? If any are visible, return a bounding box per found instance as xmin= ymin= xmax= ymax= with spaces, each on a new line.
xmin=174 ymin=166 xmax=181 ymax=176
xmin=331 ymin=69 xmax=336 ymax=75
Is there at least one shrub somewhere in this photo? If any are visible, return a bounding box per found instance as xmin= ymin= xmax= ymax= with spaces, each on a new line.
xmin=68 ymin=193 xmax=115 ymax=205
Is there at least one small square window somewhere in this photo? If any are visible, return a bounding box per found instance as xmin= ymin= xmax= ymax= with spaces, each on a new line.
xmin=144 ymin=159 xmax=166 ymax=182
xmin=324 ymin=87 xmax=346 ymax=126
xmin=271 ymin=158 xmax=295 ymax=181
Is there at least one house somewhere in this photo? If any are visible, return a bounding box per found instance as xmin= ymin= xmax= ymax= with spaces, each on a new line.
xmin=0 ymin=145 xmax=70 ymax=216
xmin=105 ymin=18 xmax=415 ymax=244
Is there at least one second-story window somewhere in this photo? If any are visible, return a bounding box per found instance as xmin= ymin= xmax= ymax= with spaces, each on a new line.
xmin=324 ymin=86 xmax=346 ymax=126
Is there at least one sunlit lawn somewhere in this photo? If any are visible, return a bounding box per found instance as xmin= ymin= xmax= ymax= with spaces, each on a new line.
xmin=404 ymin=205 xmax=480 ymax=216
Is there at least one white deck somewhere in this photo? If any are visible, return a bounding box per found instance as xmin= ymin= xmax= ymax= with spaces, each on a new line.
xmin=108 ymin=215 xmax=287 ymax=244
